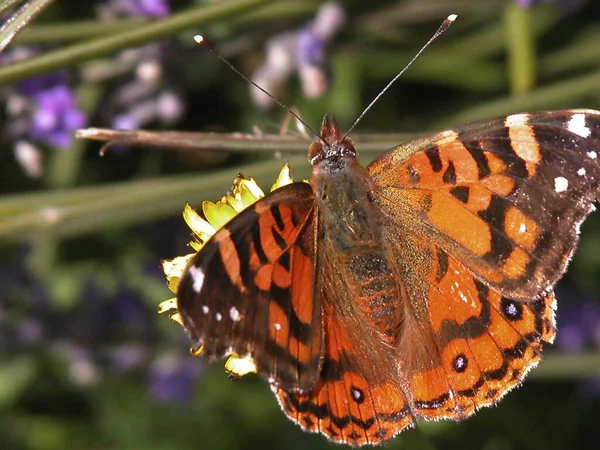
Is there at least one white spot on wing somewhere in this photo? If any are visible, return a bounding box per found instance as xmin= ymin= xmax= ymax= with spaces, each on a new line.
xmin=202 ymin=305 xmax=209 ymax=314
xmin=230 ymin=307 xmax=241 ymax=322
xmin=505 ymin=113 xmax=529 ymax=127
xmin=274 ymin=323 xmax=281 ymax=331
xmin=554 ymin=176 xmax=569 ymax=193
xmin=587 ymin=151 xmax=597 ymax=159
xmin=188 ymin=266 xmax=205 ymax=293
xmin=519 ymin=223 xmax=527 ymax=233
xmin=567 ymin=113 xmax=591 ymax=138
xmin=577 ymin=168 xmax=587 ymax=176
xmin=215 ymin=312 xmax=222 ymax=322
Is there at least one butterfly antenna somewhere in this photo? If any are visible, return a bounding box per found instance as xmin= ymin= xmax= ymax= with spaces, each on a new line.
xmin=343 ymin=14 xmax=457 ymax=139
xmin=194 ymin=35 xmax=323 ymax=142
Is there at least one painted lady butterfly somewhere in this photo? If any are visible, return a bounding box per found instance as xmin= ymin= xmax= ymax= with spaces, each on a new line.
xmin=173 ymin=109 xmax=600 ymax=445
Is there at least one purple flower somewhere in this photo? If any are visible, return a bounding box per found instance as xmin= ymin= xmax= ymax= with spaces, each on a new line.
xmin=4 ymin=67 xmax=88 ymax=150
xmin=17 ymin=71 xmax=69 ymax=97
xmin=515 ymin=0 xmax=583 ymax=11
xmin=297 ymin=27 xmax=326 ymax=68
xmin=556 ymin=298 xmax=600 ymax=352
xmin=98 ymin=0 xmax=170 ymax=18
xmin=30 ymin=85 xmax=87 ymax=148
xmin=250 ymin=1 xmax=345 ymax=107
xmin=127 ymin=0 xmax=170 ymax=17
xmin=148 ymin=355 xmax=204 ymax=404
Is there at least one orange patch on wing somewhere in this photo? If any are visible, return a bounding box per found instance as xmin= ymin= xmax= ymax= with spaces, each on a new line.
xmin=215 ymin=228 xmax=244 ymax=291
xmin=254 ymin=265 xmax=272 ymax=291
xmin=485 ymin=151 xmax=508 ymax=174
xmin=464 ymin=184 xmax=493 ymax=212
xmin=466 ymin=332 xmax=511 ymax=407
xmin=411 ymin=366 xmax=456 ymax=419
xmin=503 ymin=247 xmax=530 ymax=279
xmin=290 ymin=246 xmax=315 ymax=326
xmin=481 ymin=174 xmax=515 ymax=196
xmin=287 ymin=336 xmax=314 ymax=365
xmin=487 ymin=294 xmax=521 ymax=350
xmin=440 ymin=339 xmax=479 ymax=415
xmin=438 ymin=139 xmax=481 ymax=183
xmin=428 ymin=260 xmax=483 ymax=333
xmin=429 ymin=192 xmax=492 ymax=256
xmin=505 ymin=207 xmax=538 ymax=250
xmin=271 ymin=263 xmax=291 ymax=289
xmin=268 ymin=302 xmax=289 ymax=347
xmin=469 ymin=333 xmax=505 ymax=374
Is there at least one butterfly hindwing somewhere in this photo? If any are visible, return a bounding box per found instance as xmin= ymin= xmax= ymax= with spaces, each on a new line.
xmin=274 ymin=254 xmax=415 ymax=446
xmin=407 ymin=244 xmax=556 ymax=419
xmin=177 ymin=182 xmax=323 ymax=390
xmin=369 ymin=109 xmax=600 ymax=300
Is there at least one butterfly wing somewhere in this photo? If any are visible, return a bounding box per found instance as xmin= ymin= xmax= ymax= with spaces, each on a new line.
xmin=177 ymin=182 xmax=323 ymax=391
xmin=367 ymin=110 xmax=598 ymax=418
xmin=274 ymin=237 xmax=416 ymax=446
xmin=403 ymin=247 xmax=557 ymax=419
xmin=369 ymin=109 xmax=600 ymax=299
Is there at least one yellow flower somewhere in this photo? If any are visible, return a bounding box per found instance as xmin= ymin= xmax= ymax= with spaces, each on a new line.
xmin=159 ymin=163 xmax=294 ymax=378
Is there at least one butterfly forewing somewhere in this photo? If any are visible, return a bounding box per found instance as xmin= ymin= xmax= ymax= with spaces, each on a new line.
xmin=177 ymin=182 xmax=323 ymax=390
xmin=369 ymin=110 xmax=600 ymax=300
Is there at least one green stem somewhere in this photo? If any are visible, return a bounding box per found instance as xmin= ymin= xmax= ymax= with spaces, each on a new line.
xmin=13 ymin=1 xmax=320 ymax=45
xmin=0 ymin=0 xmax=268 ymax=84
xmin=0 ymin=0 xmax=55 ymax=53
xmin=505 ymin=2 xmax=536 ymax=94
xmin=532 ymin=351 xmax=600 ymax=380
xmin=0 ymin=156 xmax=309 ymax=244
xmin=12 ymin=18 xmax=148 ymax=43
xmin=0 ymin=0 xmax=25 ymax=14
xmin=438 ymin=68 xmax=600 ymax=126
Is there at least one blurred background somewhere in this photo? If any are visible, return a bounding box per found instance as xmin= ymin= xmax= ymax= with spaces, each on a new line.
xmin=1 ymin=0 xmax=600 ymax=449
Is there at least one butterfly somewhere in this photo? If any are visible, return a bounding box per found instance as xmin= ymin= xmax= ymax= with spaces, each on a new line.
xmin=175 ymin=109 xmax=600 ymax=445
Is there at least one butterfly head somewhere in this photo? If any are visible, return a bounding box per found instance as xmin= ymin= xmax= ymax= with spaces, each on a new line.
xmin=308 ymin=115 xmax=357 ymax=166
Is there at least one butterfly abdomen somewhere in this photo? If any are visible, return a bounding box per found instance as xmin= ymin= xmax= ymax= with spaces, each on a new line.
xmin=348 ymin=249 xmax=404 ymax=342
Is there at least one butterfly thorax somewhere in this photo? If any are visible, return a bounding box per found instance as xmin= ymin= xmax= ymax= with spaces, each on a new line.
xmin=309 ymin=115 xmax=405 ymax=343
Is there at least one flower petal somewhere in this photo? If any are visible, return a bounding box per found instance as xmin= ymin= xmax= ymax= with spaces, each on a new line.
xmin=225 ymin=354 xmax=258 ymax=378
xmin=162 ymin=254 xmax=194 ymax=292
xmin=183 ymin=202 xmax=215 ymax=243
xmin=272 ymin=163 xmax=294 ymax=190
xmin=202 ymin=200 xmax=237 ymax=229
xmin=158 ymin=298 xmax=178 ymax=313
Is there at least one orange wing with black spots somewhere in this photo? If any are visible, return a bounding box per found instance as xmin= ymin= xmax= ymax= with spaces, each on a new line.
xmin=403 ymin=246 xmax=556 ymax=420
xmin=274 ymin=297 xmax=415 ymax=446
xmin=177 ymin=182 xmax=323 ymax=391
xmin=370 ymin=110 xmax=600 ymax=300
xmin=369 ymin=110 xmax=597 ymax=419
